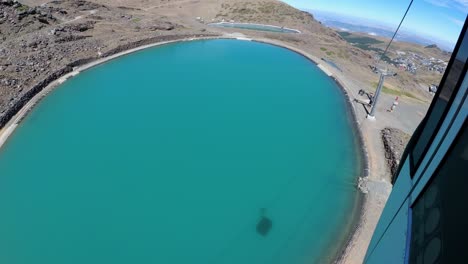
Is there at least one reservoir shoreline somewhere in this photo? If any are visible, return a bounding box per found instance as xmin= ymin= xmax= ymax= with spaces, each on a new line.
xmin=209 ymin=22 xmax=302 ymax=33
xmin=0 ymin=35 xmax=369 ymax=263
xmin=251 ymin=38 xmax=370 ymax=263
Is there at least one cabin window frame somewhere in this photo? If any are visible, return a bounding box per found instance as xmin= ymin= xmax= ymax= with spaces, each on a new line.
xmin=408 ymin=25 xmax=468 ymax=178
xmin=407 ymin=119 xmax=468 ymax=263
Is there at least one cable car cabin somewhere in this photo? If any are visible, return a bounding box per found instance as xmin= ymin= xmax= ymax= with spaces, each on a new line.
xmin=364 ymin=17 xmax=468 ymax=263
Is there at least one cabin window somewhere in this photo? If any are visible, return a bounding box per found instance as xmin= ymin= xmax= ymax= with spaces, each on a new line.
xmin=409 ymin=122 xmax=468 ymax=263
xmin=409 ymin=31 xmax=468 ymax=176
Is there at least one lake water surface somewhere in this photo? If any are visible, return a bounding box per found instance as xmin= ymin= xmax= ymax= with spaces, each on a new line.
xmin=0 ymin=39 xmax=361 ymax=264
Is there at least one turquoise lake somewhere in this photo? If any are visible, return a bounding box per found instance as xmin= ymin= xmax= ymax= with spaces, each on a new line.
xmin=0 ymin=39 xmax=361 ymax=264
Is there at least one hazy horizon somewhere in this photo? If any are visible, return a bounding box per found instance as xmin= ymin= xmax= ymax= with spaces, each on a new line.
xmin=309 ymin=9 xmax=455 ymax=51
xmin=281 ymin=0 xmax=466 ymax=50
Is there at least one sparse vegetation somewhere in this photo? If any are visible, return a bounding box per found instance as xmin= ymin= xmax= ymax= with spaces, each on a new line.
xmin=338 ymin=31 xmax=351 ymax=37
xmin=381 ymin=86 xmax=400 ymax=96
xmin=337 ymin=31 xmax=384 ymax=45
xmin=320 ymin=47 xmax=327 ymax=51
xmin=216 ymin=1 xmax=312 ymax=25
xmin=263 ymin=33 xmax=302 ymax=44
xmin=424 ymin=44 xmax=439 ymax=49
xmin=373 ymin=82 xmax=421 ymax=101
xmin=16 ymin=4 xmax=29 ymax=12
xmin=337 ymin=50 xmax=350 ymax=59
xmin=338 ymin=31 xmax=384 ymax=52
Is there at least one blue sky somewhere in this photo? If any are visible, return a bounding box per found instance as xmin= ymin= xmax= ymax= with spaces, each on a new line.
xmin=281 ymin=0 xmax=466 ymax=46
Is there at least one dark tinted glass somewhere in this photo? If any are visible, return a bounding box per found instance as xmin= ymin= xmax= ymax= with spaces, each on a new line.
xmin=409 ymin=123 xmax=468 ymax=263
xmin=410 ymin=31 xmax=468 ymax=174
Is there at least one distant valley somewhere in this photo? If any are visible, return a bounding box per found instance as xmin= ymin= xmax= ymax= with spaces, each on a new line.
xmin=309 ymin=9 xmax=454 ymax=51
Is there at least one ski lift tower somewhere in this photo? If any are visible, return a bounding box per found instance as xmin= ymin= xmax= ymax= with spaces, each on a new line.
xmin=366 ymin=66 xmax=397 ymax=120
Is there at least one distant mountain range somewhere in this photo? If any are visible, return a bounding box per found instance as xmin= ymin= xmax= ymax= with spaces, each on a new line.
xmin=308 ymin=10 xmax=454 ymax=51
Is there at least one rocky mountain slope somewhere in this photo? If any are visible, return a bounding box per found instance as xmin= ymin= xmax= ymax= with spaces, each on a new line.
xmin=381 ymin=127 xmax=410 ymax=181
xmin=1 ymin=0 xmax=366 ymax=129
xmin=1 ymin=0 xmax=438 ymax=129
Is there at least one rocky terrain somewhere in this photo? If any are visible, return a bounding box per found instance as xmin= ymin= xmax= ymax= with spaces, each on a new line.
xmin=0 ymin=0 xmax=375 ymax=129
xmin=381 ymin=127 xmax=411 ymax=181
xmin=3 ymin=0 xmax=438 ymax=130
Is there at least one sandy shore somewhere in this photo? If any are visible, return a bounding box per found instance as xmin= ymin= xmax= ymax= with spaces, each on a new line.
xmin=0 ymin=33 xmax=388 ymax=264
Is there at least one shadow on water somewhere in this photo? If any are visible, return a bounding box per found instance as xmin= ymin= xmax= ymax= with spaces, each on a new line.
xmin=256 ymin=208 xmax=273 ymax=237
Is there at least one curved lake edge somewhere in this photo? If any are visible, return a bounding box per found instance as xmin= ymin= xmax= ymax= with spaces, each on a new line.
xmin=0 ymin=35 xmax=369 ymax=262
xmin=208 ymin=22 xmax=302 ymax=34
